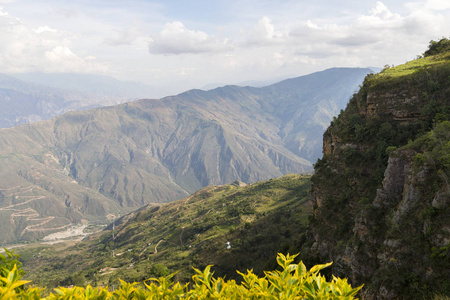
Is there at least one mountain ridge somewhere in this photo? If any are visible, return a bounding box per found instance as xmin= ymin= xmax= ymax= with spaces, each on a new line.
xmin=0 ymin=67 xmax=371 ymax=245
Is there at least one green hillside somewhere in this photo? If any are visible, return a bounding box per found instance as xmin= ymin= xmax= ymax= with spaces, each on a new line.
xmin=18 ymin=174 xmax=312 ymax=288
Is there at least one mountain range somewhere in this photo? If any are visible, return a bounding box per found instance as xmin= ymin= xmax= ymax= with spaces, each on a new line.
xmin=0 ymin=67 xmax=371 ymax=245
xmin=16 ymin=40 xmax=450 ymax=299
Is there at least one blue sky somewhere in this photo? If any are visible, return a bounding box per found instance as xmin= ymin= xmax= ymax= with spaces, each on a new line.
xmin=0 ymin=0 xmax=449 ymax=96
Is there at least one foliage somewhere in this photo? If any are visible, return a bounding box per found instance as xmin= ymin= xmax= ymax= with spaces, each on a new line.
xmin=1 ymin=251 xmax=363 ymax=299
xmin=0 ymin=249 xmax=25 ymax=281
xmin=405 ymin=120 xmax=450 ymax=170
xmin=424 ymin=37 xmax=450 ymax=57
xmin=371 ymin=42 xmax=450 ymax=89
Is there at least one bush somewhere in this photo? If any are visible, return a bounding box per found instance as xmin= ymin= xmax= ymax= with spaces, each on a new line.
xmin=0 ymin=250 xmax=363 ymax=299
xmin=424 ymin=37 xmax=450 ymax=57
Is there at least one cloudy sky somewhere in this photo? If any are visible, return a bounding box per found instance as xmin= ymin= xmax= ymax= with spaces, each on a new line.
xmin=0 ymin=0 xmax=449 ymax=96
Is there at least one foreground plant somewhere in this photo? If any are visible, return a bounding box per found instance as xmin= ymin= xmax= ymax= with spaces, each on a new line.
xmin=1 ymin=249 xmax=363 ymax=299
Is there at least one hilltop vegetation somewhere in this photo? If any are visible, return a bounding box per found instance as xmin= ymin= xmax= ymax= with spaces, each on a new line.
xmin=424 ymin=37 xmax=450 ymax=57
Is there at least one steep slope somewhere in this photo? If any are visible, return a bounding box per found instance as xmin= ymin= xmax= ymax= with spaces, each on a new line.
xmin=18 ymin=174 xmax=312 ymax=288
xmin=0 ymin=68 xmax=370 ymax=245
xmin=310 ymin=41 xmax=450 ymax=298
xmin=261 ymin=67 xmax=371 ymax=162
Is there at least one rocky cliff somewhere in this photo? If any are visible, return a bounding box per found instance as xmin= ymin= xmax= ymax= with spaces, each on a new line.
xmin=310 ymin=42 xmax=450 ymax=298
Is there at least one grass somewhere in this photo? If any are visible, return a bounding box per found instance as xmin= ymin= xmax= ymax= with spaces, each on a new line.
xmin=377 ymin=51 xmax=450 ymax=79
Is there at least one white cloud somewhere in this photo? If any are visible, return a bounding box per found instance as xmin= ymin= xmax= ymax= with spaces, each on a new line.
xmin=44 ymin=46 xmax=96 ymax=72
xmin=352 ymin=2 xmax=404 ymax=34
xmin=244 ymin=16 xmax=287 ymax=46
xmin=34 ymin=25 xmax=58 ymax=34
xmin=286 ymin=1 xmax=446 ymax=63
xmin=142 ymin=1 xmax=450 ymax=91
xmin=0 ymin=7 xmax=106 ymax=73
xmin=1 ymin=0 xmax=449 ymax=95
xmin=402 ymin=9 xmax=445 ymax=35
xmin=368 ymin=1 xmax=398 ymax=19
xmin=148 ymin=21 xmax=231 ymax=55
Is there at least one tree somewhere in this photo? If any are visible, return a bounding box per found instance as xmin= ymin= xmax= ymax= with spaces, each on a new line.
xmin=423 ymin=37 xmax=450 ymax=57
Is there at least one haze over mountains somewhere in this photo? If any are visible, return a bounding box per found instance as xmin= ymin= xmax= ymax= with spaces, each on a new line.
xmin=0 ymin=67 xmax=371 ymax=245
xmin=0 ymin=73 xmax=158 ymax=128
xmin=10 ymin=73 xmax=161 ymax=100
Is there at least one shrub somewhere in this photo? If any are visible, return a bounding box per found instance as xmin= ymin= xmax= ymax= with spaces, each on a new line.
xmin=0 ymin=250 xmax=363 ymax=299
xmin=424 ymin=37 xmax=450 ymax=57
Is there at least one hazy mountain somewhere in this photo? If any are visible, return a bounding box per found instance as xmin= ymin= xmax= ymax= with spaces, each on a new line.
xmin=0 ymin=73 xmax=102 ymax=128
xmin=202 ymin=76 xmax=289 ymax=90
xmin=10 ymin=73 xmax=159 ymax=99
xmin=0 ymin=67 xmax=371 ymax=244
xmin=0 ymin=73 xmax=158 ymax=129
xmin=0 ymin=73 xmax=172 ymax=129
xmin=367 ymin=66 xmax=382 ymax=73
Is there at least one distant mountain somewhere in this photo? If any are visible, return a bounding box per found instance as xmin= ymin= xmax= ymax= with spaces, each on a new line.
xmin=367 ymin=66 xmax=382 ymax=73
xmin=0 ymin=73 xmax=169 ymax=129
xmin=202 ymin=76 xmax=289 ymax=90
xmin=0 ymin=67 xmax=371 ymax=244
xmin=10 ymin=73 xmax=159 ymax=99
xmin=0 ymin=74 xmax=100 ymax=128
xmin=0 ymin=73 xmax=157 ymax=129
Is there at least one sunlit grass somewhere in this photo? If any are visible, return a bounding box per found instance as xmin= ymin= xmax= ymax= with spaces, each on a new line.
xmin=376 ymin=51 xmax=450 ymax=79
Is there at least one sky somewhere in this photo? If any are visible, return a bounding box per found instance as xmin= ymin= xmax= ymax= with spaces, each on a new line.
xmin=0 ymin=0 xmax=449 ymax=96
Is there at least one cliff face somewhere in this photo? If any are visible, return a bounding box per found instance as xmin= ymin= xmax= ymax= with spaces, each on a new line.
xmin=310 ymin=49 xmax=450 ymax=298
